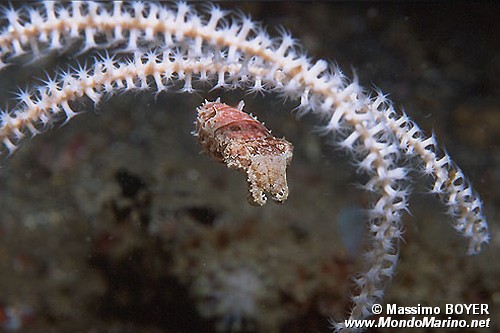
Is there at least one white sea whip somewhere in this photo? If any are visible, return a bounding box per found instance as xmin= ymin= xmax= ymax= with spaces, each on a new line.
xmin=0 ymin=2 xmax=489 ymax=331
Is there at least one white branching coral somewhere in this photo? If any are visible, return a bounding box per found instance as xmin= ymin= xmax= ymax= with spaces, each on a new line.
xmin=0 ymin=1 xmax=490 ymax=331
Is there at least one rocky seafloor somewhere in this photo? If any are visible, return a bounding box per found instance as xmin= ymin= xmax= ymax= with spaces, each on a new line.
xmin=0 ymin=3 xmax=498 ymax=332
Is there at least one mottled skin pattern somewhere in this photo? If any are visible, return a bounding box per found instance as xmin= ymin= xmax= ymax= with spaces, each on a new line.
xmin=195 ymin=100 xmax=293 ymax=205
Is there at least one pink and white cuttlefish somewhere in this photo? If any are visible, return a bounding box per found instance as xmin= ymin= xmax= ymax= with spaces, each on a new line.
xmin=195 ymin=99 xmax=293 ymax=206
